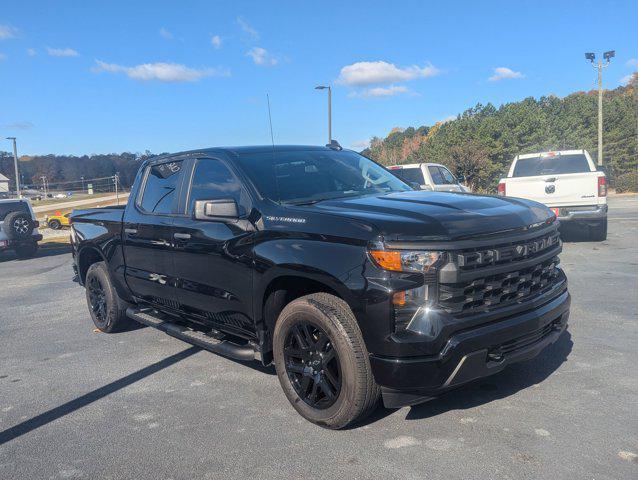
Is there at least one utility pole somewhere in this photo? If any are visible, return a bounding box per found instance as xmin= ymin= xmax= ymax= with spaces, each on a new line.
xmin=315 ymin=85 xmax=332 ymax=144
xmin=585 ymin=50 xmax=615 ymax=166
xmin=114 ymin=173 xmax=119 ymax=205
xmin=6 ymin=137 xmax=21 ymax=198
xmin=41 ymin=176 xmax=48 ymax=198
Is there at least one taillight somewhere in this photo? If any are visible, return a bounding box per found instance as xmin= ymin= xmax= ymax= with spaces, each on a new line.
xmin=598 ymin=176 xmax=607 ymax=197
xmin=497 ymin=182 xmax=506 ymax=196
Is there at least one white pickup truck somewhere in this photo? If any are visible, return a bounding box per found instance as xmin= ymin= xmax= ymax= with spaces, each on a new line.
xmin=498 ymin=149 xmax=607 ymax=240
xmin=387 ymin=162 xmax=471 ymax=192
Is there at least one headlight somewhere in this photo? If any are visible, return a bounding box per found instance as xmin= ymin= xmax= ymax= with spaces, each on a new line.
xmin=369 ymin=249 xmax=442 ymax=273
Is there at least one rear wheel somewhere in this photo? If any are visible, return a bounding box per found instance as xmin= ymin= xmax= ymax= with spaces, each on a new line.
xmin=589 ymin=219 xmax=607 ymax=241
xmin=273 ymin=293 xmax=380 ymax=429
xmin=48 ymin=219 xmax=62 ymax=230
xmin=85 ymin=262 xmax=132 ymax=333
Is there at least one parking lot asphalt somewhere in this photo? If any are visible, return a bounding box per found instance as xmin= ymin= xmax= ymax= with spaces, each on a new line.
xmin=1 ymin=195 xmax=637 ymax=480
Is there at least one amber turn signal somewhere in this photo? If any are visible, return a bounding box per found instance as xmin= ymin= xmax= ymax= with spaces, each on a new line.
xmin=369 ymin=250 xmax=402 ymax=272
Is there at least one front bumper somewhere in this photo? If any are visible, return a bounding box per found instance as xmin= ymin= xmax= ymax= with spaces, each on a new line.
xmin=557 ymin=204 xmax=607 ymax=223
xmin=371 ymin=289 xmax=570 ymax=408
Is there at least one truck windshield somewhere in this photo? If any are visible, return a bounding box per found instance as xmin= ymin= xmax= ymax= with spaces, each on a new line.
xmin=512 ymin=154 xmax=591 ymax=177
xmin=234 ymin=149 xmax=411 ymax=204
xmin=391 ymin=167 xmax=425 ymax=185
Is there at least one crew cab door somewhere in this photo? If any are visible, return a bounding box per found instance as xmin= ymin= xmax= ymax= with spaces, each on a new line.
xmin=122 ymin=159 xmax=185 ymax=308
xmin=170 ymin=156 xmax=255 ymax=336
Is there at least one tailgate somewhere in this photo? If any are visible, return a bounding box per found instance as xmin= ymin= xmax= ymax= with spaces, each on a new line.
xmin=505 ymin=172 xmax=599 ymax=207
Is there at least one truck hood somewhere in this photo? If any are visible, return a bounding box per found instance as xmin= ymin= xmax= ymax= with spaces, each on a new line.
xmin=311 ymin=191 xmax=553 ymax=241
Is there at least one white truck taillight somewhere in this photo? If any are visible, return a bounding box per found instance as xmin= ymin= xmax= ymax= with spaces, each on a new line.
xmin=497 ymin=182 xmax=506 ymax=196
xmin=598 ymin=176 xmax=607 ymax=197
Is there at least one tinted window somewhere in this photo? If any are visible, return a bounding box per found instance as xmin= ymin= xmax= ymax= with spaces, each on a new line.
xmin=428 ymin=166 xmax=446 ymax=185
xmin=188 ymin=159 xmax=243 ymax=213
xmin=0 ymin=201 xmax=29 ymax=221
xmin=392 ymin=167 xmax=425 ymax=185
xmin=439 ymin=166 xmax=457 ymax=184
xmin=512 ymin=154 xmax=591 ymax=177
xmin=234 ymin=150 xmax=410 ymax=204
xmin=139 ymin=160 xmax=183 ymax=214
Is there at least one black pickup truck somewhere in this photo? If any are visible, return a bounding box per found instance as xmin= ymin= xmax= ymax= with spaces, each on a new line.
xmin=71 ymin=145 xmax=570 ymax=429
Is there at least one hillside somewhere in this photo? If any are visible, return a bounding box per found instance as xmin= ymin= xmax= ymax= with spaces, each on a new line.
xmin=363 ymin=73 xmax=638 ymax=192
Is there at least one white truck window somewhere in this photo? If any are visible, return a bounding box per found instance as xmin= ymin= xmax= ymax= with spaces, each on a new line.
xmin=392 ymin=167 xmax=425 ymax=185
xmin=512 ymin=154 xmax=591 ymax=177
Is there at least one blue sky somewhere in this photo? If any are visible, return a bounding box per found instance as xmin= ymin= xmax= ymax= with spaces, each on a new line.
xmin=1 ymin=0 xmax=637 ymax=155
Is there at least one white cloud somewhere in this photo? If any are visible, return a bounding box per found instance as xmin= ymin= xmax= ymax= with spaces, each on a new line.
xmin=246 ymin=47 xmax=277 ymax=66
xmin=159 ymin=28 xmax=174 ymax=40
xmin=0 ymin=53 xmax=5 ymax=61
xmin=211 ymin=35 xmax=222 ymax=49
xmin=620 ymin=73 xmax=634 ymax=85
xmin=47 ymin=47 xmax=79 ymax=57
xmin=27 ymin=48 xmax=37 ymax=56
xmin=440 ymin=115 xmax=457 ymax=123
xmin=93 ymin=60 xmax=230 ymax=82
xmin=626 ymin=58 xmax=638 ymax=67
xmin=488 ymin=67 xmax=524 ymax=81
xmin=0 ymin=25 xmax=19 ymax=40
xmin=337 ymin=61 xmax=440 ymax=86
xmin=3 ymin=121 xmax=34 ymax=130
xmin=349 ymin=85 xmax=412 ymax=98
xmin=237 ymin=16 xmax=259 ymax=40
xmin=351 ymin=139 xmax=371 ymax=150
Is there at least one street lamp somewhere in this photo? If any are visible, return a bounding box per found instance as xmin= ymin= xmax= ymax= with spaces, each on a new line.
xmin=6 ymin=137 xmax=21 ymax=198
xmin=315 ymin=85 xmax=332 ymax=145
xmin=585 ymin=50 xmax=615 ymax=166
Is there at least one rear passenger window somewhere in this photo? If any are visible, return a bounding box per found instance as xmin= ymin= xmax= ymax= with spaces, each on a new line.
xmin=188 ymin=159 xmax=244 ymax=214
xmin=139 ymin=160 xmax=183 ymax=214
xmin=439 ymin=167 xmax=457 ymax=184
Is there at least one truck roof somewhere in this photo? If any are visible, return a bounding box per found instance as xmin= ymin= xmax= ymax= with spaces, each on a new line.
xmin=154 ymin=145 xmax=341 ymax=162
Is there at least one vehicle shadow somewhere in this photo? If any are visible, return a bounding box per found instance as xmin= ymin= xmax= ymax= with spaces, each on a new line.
xmin=404 ymin=330 xmax=573 ymax=421
xmin=559 ymin=224 xmax=593 ymax=243
xmin=354 ymin=330 xmax=573 ymax=427
xmin=0 ymin=241 xmax=71 ymax=263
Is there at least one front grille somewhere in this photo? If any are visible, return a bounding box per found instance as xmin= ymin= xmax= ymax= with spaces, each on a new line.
xmin=455 ymin=230 xmax=561 ymax=271
xmin=438 ymin=257 xmax=562 ymax=315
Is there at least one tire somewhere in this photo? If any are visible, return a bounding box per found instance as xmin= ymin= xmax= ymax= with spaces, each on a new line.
xmin=3 ymin=211 xmax=35 ymax=240
xmin=273 ymin=293 xmax=380 ymax=429
xmin=14 ymin=242 xmax=38 ymax=259
xmin=590 ymin=219 xmax=607 ymax=241
xmin=85 ymin=261 xmax=132 ymax=333
xmin=48 ymin=219 xmax=62 ymax=230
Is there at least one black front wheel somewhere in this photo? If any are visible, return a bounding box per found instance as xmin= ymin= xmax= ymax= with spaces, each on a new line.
xmin=85 ymin=262 xmax=132 ymax=333
xmin=273 ymin=293 xmax=380 ymax=429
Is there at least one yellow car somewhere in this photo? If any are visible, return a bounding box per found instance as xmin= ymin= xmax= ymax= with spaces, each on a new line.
xmin=45 ymin=212 xmax=71 ymax=230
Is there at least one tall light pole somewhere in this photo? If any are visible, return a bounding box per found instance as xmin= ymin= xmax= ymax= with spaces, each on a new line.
xmin=6 ymin=137 xmax=21 ymax=198
xmin=315 ymin=85 xmax=332 ymax=144
xmin=41 ymin=176 xmax=48 ymax=198
xmin=585 ymin=50 xmax=615 ymax=166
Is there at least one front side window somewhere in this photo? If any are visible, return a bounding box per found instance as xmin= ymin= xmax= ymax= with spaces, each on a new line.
xmin=188 ymin=159 xmax=244 ymax=213
xmin=139 ymin=160 xmax=183 ymax=214
xmin=234 ymin=149 xmax=411 ymax=204
xmin=428 ymin=166 xmax=446 ymax=185
xmin=439 ymin=167 xmax=457 ymax=184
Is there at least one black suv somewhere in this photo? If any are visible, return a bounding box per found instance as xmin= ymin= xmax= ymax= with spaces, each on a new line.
xmin=71 ymin=145 xmax=570 ymax=429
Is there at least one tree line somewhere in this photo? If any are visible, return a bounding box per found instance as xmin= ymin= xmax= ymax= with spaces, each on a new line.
xmin=363 ymin=73 xmax=638 ymax=192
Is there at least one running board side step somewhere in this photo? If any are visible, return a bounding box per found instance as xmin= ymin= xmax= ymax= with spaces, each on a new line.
xmin=126 ymin=308 xmax=257 ymax=362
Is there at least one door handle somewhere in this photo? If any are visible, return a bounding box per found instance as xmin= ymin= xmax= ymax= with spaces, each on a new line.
xmin=124 ymin=228 xmax=138 ymax=235
xmin=173 ymin=232 xmax=191 ymax=240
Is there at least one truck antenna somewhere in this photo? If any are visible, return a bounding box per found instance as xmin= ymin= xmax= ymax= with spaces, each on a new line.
xmin=267 ymin=93 xmax=275 ymax=148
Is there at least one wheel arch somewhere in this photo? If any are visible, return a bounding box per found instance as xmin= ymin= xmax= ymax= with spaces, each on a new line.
xmin=77 ymin=245 xmax=107 ymax=284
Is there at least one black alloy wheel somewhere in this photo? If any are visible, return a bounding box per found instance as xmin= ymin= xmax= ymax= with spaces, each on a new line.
xmin=87 ymin=275 xmax=107 ymax=324
xmin=283 ymin=321 xmax=341 ymax=409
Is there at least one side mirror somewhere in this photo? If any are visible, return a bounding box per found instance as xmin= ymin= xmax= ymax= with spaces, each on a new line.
xmin=194 ymin=199 xmax=239 ymax=221
xmin=457 ymin=174 xmax=466 ymax=184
